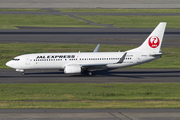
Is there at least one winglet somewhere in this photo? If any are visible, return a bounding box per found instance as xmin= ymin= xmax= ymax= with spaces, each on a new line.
xmin=117 ymin=52 xmax=127 ymax=63
xmin=93 ymin=44 xmax=100 ymax=52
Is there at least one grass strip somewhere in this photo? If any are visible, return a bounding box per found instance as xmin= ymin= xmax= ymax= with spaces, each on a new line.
xmin=76 ymin=15 xmax=180 ymax=28
xmin=1 ymin=101 xmax=180 ymax=109
xmin=0 ymin=14 xmax=88 ymax=26
xmin=1 ymin=43 xmax=180 ymax=69
xmin=0 ymin=83 xmax=180 ymax=101
xmin=0 ymin=15 xmax=103 ymax=29
xmin=1 ymin=15 xmax=180 ymax=29
xmin=1 ymin=83 xmax=180 ymax=108
xmin=16 ymin=25 xmax=105 ymax=28
xmin=0 ymin=15 xmax=180 ymax=29
xmin=0 ymin=25 xmax=104 ymax=29
xmin=0 ymin=9 xmax=47 ymax=12
xmin=56 ymin=9 xmax=180 ymax=13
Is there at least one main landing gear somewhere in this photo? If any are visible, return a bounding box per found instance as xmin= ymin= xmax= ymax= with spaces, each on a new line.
xmin=83 ymin=69 xmax=92 ymax=76
xmin=88 ymin=71 xmax=92 ymax=76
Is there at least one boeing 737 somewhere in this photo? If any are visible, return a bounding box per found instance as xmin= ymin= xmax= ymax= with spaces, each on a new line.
xmin=6 ymin=22 xmax=166 ymax=75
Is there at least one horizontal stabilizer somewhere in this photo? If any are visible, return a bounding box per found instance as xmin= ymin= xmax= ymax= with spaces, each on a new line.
xmin=150 ymin=53 xmax=171 ymax=57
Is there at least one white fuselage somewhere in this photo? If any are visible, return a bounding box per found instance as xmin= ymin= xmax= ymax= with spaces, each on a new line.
xmin=6 ymin=51 xmax=159 ymax=72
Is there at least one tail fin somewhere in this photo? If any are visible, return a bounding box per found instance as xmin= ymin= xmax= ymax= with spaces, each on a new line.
xmin=127 ymin=22 xmax=166 ymax=53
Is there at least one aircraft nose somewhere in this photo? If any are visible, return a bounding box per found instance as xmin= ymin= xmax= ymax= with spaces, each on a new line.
xmin=6 ymin=61 xmax=12 ymax=68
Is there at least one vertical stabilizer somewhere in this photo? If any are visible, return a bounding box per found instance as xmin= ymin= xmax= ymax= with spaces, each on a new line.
xmin=127 ymin=22 xmax=166 ymax=53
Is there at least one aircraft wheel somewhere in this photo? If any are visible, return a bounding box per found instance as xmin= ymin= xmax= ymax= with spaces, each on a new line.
xmin=88 ymin=72 xmax=92 ymax=76
xmin=21 ymin=72 xmax=25 ymax=75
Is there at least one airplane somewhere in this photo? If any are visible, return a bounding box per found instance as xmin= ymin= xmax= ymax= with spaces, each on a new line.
xmin=6 ymin=22 xmax=166 ymax=75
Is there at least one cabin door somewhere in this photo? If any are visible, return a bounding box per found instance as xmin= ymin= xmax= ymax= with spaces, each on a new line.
xmin=137 ymin=54 xmax=141 ymax=63
xmin=25 ymin=56 xmax=30 ymax=65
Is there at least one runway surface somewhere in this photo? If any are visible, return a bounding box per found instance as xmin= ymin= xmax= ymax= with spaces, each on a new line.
xmin=1 ymin=11 xmax=180 ymax=16
xmin=1 ymin=69 xmax=180 ymax=83
xmin=0 ymin=109 xmax=180 ymax=120
xmin=0 ymin=0 xmax=180 ymax=8
xmin=0 ymin=28 xmax=180 ymax=47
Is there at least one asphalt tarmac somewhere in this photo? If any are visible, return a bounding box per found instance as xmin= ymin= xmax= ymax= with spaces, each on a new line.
xmin=1 ymin=11 xmax=180 ymax=16
xmin=0 ymin=0 xmax=180 ymax=8
xmin=0 ymin=28 xmax=180 ymax=47
xmin=1 ymin=68 xmax=180 ymax=83
xmin=0 ymin=109 xmax=180 ymax=120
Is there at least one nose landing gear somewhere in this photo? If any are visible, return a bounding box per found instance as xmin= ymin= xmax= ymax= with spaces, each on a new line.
xmin=21 ymin=71 xmax=26 ymax=75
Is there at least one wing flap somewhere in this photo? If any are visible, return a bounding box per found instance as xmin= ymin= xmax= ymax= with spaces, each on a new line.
xmin=81 ymin=63 xmax=110 ymax=68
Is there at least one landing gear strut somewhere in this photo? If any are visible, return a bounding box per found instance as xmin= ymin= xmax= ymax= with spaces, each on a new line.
xmin=88 ymin=71 xmax=92 ymax=76
xmin=21 ymin=71 xmax=25 ymax=75
xmin=83 ymin=69 xmax=92 ymax=76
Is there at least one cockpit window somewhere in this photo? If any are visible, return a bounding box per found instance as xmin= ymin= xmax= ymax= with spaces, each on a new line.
xmin=13 ymin=58 xmax=20 ymax=61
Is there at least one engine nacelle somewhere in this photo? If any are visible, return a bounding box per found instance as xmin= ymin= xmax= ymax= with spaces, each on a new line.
xmin=16 ymin=69 xmax=24 ymax=72
xmin=64 ymin=65 xmax=81 ymax=74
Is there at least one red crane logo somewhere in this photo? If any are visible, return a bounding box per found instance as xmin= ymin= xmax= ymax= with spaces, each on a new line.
xmin=148 ymin=36 xmax=160 ymax=48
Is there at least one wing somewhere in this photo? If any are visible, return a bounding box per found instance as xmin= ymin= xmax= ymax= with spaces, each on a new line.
xmin=81 ymin=63 xmax=111 ymax=69
xmin=64 ymin=52 xmax=127 ymax=73
xmin=80 ymin=52 xmax=127 ymax=69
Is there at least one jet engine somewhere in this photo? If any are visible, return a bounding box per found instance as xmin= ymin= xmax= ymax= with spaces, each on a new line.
xmin=64 ymin=65 xmax=81 ymax=74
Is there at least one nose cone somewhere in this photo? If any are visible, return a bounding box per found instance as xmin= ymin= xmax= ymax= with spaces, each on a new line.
xmin=6 ymin=61 xmax=12 ymax=68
